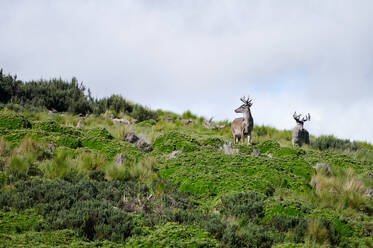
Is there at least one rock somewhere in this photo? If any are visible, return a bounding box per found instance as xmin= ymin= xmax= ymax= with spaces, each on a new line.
xmin=367 ymin=172 xmax=373 ymax=179
xmin=310 ymin=177 xmax=318 ymax=188
xmin=365 ymin=189 xmax=373 ymax=197
xmin=115 ymin=153 xmax=126 ymax=165
xmin=136 ymin=138 xmax=152 ymax=151
xmin=223 ymin=142 xmax=234 ymax=155
xmin=202 ymin=119 xmax=212 ymax=129
xmin=125 ymin=132 xmax=152 ymax=151
xmin=314 ymin=163 xmax=331 ymax=176
xmin=251 ymin=148 xmax=261 ymax=157
xmin=113 ymin=118 xmax=130 ymax=125
xmin=222 ymin=142 xmax=243 ymax=155
xmin=166 ymin=150 xmax=181 ymax=159
xmin=46 ymin=144 xmax=56 ymax=153
xmin=184 ymin=119 xmax=192 ymax=126
xmin=214 ymin=125 xmax=226 ymax=131
xmin=267 ymin=153 xmax=273 ymax=159
xmin=76 ymin=120 xmax=82 ymax=129
xmin=125 ymin=132 xmax=139 ymax=143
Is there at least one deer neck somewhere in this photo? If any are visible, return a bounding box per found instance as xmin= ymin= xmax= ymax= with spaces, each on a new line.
xmin=243 ymin=109 xmax=251 ymax=124
xmin=296 ymin=122 xmax=304 ymax=130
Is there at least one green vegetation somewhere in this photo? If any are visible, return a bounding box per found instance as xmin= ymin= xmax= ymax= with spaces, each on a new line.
xmin=0 ymin=72 xmax=372 ymax=247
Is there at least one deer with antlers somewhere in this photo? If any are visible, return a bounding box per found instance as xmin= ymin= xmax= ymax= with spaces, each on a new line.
xmin=231 ymin=96 xmax=254 ymax=145
xmin=292 ymin=111 xmax=311 ymax=147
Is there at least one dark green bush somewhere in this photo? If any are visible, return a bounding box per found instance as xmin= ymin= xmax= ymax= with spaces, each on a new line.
xmin=0 ymin=111 xmax=31 ymax=129
xmin=0 ymin=178 xmax=146 ymax=242
xmin=222 ymin=224 xmax=278 ymax=248
xmin=130 ymin=104 xmax=157 ymax=122
xmin=220 ymin=191 xmax=266 ymax=221
xmin=311 ymin=135 xmax=360 ymax=151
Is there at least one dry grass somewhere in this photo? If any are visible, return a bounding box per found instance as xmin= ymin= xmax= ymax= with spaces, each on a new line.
xmin=311 ymin=167 xmax=370 ymax=211
xmin=305 ymin=218 xmax=329 ymax=247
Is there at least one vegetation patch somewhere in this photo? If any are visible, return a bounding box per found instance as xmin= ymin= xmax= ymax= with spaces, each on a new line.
xmin=153 ymin=131 xmax=200 ymax=153
xmin=0 ymin=111 xmax=31 ymax=130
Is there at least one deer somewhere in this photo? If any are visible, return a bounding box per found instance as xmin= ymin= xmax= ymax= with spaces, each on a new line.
xmin=292 ymin=111 xmax=311 ymax=147
xmin=231 ymin=96 xmax=254 ymax=145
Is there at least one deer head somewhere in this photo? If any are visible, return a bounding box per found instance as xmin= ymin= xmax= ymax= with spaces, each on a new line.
xmin=234 ymin=96 xmax=253 ymax=113
xmin=293 ymin=111 xmax=310 ymax=125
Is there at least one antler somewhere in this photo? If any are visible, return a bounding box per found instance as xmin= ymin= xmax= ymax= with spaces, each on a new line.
xmin=293 ymin=112 xmax=310 ymax=123
xmin=240 ymin=95 xmax=253 ymax=107
xmin=293 ymin=111 xmax=302 ymax=122
xmin=302 ymin=113 xmax=311 ymax=122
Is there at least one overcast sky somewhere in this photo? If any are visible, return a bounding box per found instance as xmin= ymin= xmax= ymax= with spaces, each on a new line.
xmin=1 ymin=1 xmax=373 ymax=142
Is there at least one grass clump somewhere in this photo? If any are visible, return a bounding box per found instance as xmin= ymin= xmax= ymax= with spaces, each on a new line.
xmin=311 ymin=167 xmax=371 ymax=211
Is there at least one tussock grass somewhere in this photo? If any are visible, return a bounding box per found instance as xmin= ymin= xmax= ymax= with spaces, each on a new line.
xmin=38 ymin=148 xmax=75 ymax=179
xmin=76 ymin=151 xmax=106 ymax=172
xmin=7 ymin=137 xmax=44 ymax=176
xmin=311 ymin=167 xmax=370 ymax=211
xmin=0 ymin=137 xmax=10 ymax=156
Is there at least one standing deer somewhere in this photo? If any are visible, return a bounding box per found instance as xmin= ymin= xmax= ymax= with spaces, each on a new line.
xmin=292 ymin=112 xmax=311 ymax=147
xmin=231 ymin=96 xmax=254 ymax=145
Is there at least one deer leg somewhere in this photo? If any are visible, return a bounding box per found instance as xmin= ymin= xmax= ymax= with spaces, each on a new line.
xmin=241 ymin=133 xmax=245 ymax=144
xmin=247 ymin=135 xmax=251 ymax=145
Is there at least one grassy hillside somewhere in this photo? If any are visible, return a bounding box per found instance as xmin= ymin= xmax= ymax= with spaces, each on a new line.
xmin=0 ymin=107 xmax=372 ymax=247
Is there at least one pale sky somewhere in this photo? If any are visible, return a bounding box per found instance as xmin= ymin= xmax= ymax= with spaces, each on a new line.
xmin=1 ymin=1 xmax=373 ymax=142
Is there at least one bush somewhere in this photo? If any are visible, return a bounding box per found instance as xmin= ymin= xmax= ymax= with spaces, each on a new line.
xmin=222 ymin=224 xmax=278 ymax=248
xmin=130 ymin=104 xmax=157 ymax=122
xmin=0 ymin=111 xmax=31 ymax=129
xmin=0 ymin=178 xmax=145 ymax=242
xmin=220 ymin=191 xmax=266 ymax=221
xmin=311 ymin=135 xmax=360 ymax=151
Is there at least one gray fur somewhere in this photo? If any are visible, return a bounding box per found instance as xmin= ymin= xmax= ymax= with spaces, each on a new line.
xmin=231 ymin=96 xmax=254 ymax=145
xmin=292 ymin=112 xmax=310 ymax=147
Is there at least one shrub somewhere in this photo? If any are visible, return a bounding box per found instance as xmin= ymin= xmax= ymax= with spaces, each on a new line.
xmin=311 ymin=135 xmax=360 ymax=151
xmin=182 ymin=110 xmax=197 ymax=120
xmin=0 ymin=111 xmax=31 ymax=129
xmin=0 ymin=178 xmax=145 ymax=242
xmin=56 ymin=200 xmax=137 ymax=241
xmin=130 ymin=104 xmax=157 ymax=122
xmin=222 ymin=224 xmax=278 ymax=248
xmin=220 ymin=191 xmax=266 ymax=221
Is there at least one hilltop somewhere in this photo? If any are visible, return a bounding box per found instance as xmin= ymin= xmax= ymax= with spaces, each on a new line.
xmin=0 ymin=72 xmax=372 ymax=247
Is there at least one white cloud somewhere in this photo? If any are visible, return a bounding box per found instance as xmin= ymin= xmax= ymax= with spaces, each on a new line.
xmin=1 ymin=0 xmax=373 ymax=142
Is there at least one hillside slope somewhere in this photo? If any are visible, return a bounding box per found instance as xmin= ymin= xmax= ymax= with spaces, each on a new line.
xmin=0 ymin=108 xmax=372 ymax=247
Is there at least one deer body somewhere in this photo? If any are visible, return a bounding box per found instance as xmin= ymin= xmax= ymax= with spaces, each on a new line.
xmin=231 ymin=96 xmax=254 ymax=145
xmin=292 ymin=112 xmax=310 ymax=147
